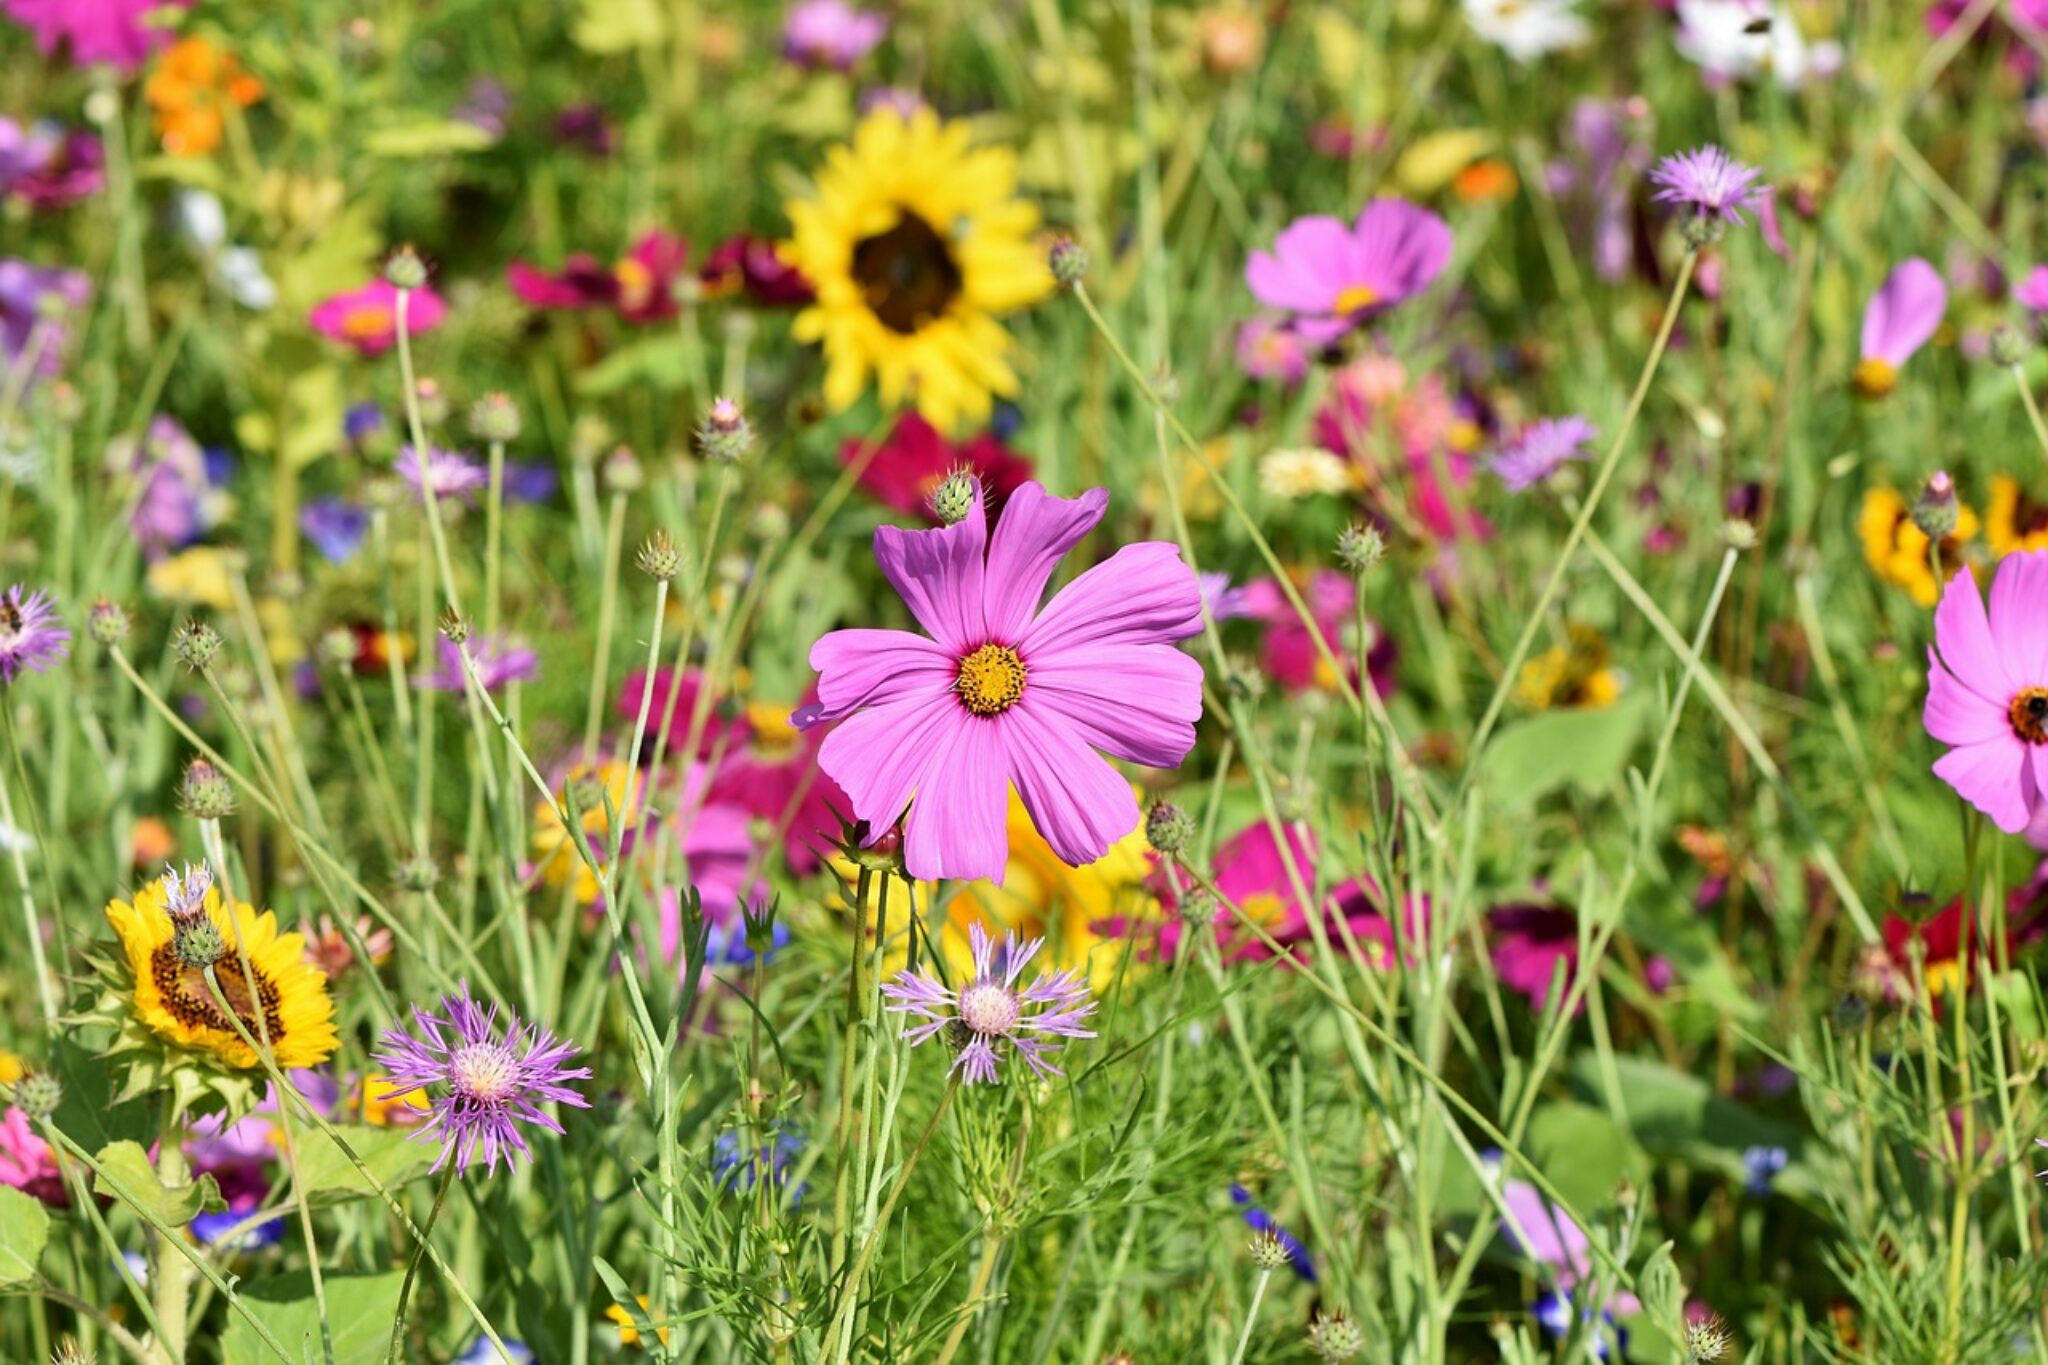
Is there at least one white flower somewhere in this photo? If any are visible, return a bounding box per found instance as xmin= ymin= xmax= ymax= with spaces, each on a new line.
xmin=218 ymin=246 xmax=276 ymax=310
xmin=175 ymin=189 xmax=275 ymax=310
xmin=1675 ymin=0 xmax=1813 ymax=89
xmin=1259 ymin=447 xmax=1354 ymax=500
xmin=1462 ymin=0 xmax=1589 ymax=62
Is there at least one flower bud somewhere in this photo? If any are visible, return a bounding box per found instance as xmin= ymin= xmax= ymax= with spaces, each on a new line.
xmin=395 ymin=854 xmax=439 ymax=892
xmin=1684 ymin=1313 xmax=1733 ymax=1363
xmin=1335 ymin=523 xmax=1384 ymax=574
xmin=171 ymin=620 xmax=223 ymax=671
xmin=316 ymin=627 xmax=361 ymax=667
xmin=603 ymin=445 xmax=644 ymax=494
xmin=1144 ymin=801 xmax=1195 ymax=856
xmin=1248 ymin=1229 xmax=1290 ymax=1271
xmin=469 ymin=392 xmax=522 ymax=444
xmin=87 ymin=597 xmax=130 ymax=646
xmin=178 ymin=758 xmax=236 ymax=820
xmin=1680 ymin=215 xmax=1726 ymax=250
xmin=636 ymin=530 xmax=683 ymax=582
xmin=697 ymin=396 xmax=753 ymax=462
xmin=1178 ymin=888 xmax=1218 ymax=929
xmin=1910 ymin=471 xmax=1959 ymax=541
xmin=173 ymin=916 xmax=225 ymax=969
xmin=1720 ymin=519 xmax=1758 ymax=551
xmin=12 ymin=1070 xmax=61 ymax=1121
xmin=1306 ymin=1311 xmax=1364 ymax=1361
xmin=1048 ymin=236 xmax=1089 ymax=288
xmin=1990 ymin=324 xmax=2033 ymax=368
xmin=928 ymin=469 xmax=979 ymax=526
xmin=384 ymin=246 xmax=429 ymax=292
xmin=413 ymin=377 xmax=449 ymax=426
xmin=438 ymin=608 xmax=470 ymax=645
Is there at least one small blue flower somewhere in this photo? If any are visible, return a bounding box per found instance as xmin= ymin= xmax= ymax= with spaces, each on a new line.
xmin=1228 ymin=1185 xmax=1316 ymax=1283
xmin=1742 ymin=1144 xmax=1788 ymax=1195
xmin=300 ymin=498 xmax=369 ymax=563
xmin=191 ymin=1209 xmax=284 ymax=1252
xmin=712 ymin=1127 xmax=807 ymax=1205
xmin=1531 ymin=1290 xmax=1627 ymax=1359
xmin=451 ymin=1338 xmax=535 ymax=1364
xmin=343 ymin=403 xmax=384 ymax=445
xmin=504 ymin=461 xmax=560 ymax=504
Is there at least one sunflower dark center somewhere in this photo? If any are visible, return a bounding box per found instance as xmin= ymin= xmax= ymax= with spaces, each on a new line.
xmin=150 ymin=941 xmax=285 ymax=1040
xmin=2011 ymin=687 xmax=2048 ymax=744
xmin=851 ymin=212 xmax=962 ymax=334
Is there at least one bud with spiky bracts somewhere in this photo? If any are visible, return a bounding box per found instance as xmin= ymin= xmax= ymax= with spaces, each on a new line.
xmin=171 ymin=619 xmax=223 ymax=671
xmin=1684 ymin=1313 xmax=1733 ymax=1363
xmin=87 ymin=597 xmax=129 ymax=646
xmin=697 ymin=396 xmax=752 ymax=461
xmin=438 ymin=607 xmax=470 ymax=645
xmin=469 ymin=392 xmax=522 ymax=444
xmin=1990 ymin=324 xmax=2033 ymax=369
xmin=637 ymin=529 xmax=684 ymax=581
xmin=1048 ymin=236 xmax=1089 ymax=288
xmin=1249 ymin=1230 xmax=1290 ymax=1271
xmin=178 ymin=758 xmax=237 ymax=820
xmin=12 ymin=1070 xmax=60 ymax=1121
xmin=413 ymin=377 xmax=450 ymax=426
xmin=1145 ymin=801 xmax=1194 ymax=856
xmin=928 ymin=468 xmax=978 ymax=526
xmin=1335 ymin=523 xmax=1384 ymax=575
xmin=1911 ymin=470 xmax=1959 ymax=542
xmin=174 ymin=916 xmax=226 ymax=969
xmin=1306 ymin=1310 xmax=1364 ymax=1361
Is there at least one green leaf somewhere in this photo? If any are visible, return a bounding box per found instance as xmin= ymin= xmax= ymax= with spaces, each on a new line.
xmin=281 ymin=365 xmax=346 ymax=469
xmin=1479 ymin=691 xmax=1652 ymax=807
xmin=0 ymin=1186 xmax=50 ymax=1286
xmin=1526 ymin=1102 xmax=1648 ymax=1212
xmin=221 ymin=1270 xmax=404 ymax=1365
xmin=572 ymin=0 xmax=665 ymax=52
xmin=290 ymin=1124 xmax=435 ymax=1206
xmin=47 ymin=1031 xmax=156 ymax=1154
xmin=571 ymin=335 xmax=696 ymax=397
xmin=1636 ymin=1240 xmax=1687 ymax=1346
xmin=92 ymin=1141 xmax=226 ymax=1228
xmin=1568 ymin=1054 xmax=1802 ymax=1172
xmin=362 ymin=119 xmax=495 ymax=158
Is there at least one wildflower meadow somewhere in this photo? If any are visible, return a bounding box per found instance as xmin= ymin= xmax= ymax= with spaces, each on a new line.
xmin=8 ymin=0 xmax=2048 ymax=1360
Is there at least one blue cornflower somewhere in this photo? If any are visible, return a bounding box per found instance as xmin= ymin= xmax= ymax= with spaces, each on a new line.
xmin=1742 ymin=1144 xmax=1788 ymax=1195
xmin=1228 ymin=1185 xmax=1316 ymax=1282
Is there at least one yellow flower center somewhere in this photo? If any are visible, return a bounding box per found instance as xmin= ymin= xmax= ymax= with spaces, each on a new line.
xmin=340 ymin=303 xmax=395 ymax=340
xmin=1333 ymin=284 xmax=1380 ymax=314
xmin=615 ymin=257 xmax=654 ymax=312
xmin=2011 ymin=687 xmax=2048 ymax=745
xmin=852 ymin=211 xmax=963 ymax=334
xmin=1852 ymin=357 xmax=1898 ymax=398
xmin=955 ymin=643 xmax=1027 ymax=716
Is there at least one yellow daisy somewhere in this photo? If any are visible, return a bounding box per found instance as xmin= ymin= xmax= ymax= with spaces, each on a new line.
xmin=531 ymin=761 xmax=640 ymax=906
xmin=1985 ymin=475 xmax=2048 ymax=558
xmin=1516 ymin=623 xmax=1623 ymax=711
xmin=104 ymin=878 xmax=338 ymax=1070
xmin=783 ymin=107 xmax=1055 ymax=434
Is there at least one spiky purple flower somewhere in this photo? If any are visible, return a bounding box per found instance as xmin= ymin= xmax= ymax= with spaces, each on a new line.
xmin=1491 ymin=415 xmax=1598 ymax=492
xmin=0 ymin=585 xmax=68 ymax=684
xmin=881 ymin=922 xmax=1096 ymax=1084
xmin=1648 ymin=145 xmax=1769 ymax=224
xmin=394 ymin=445 xmax=488 ymax=504
xmin=416 ymin=634 xmax=539 ymax=693
xmin=373 ymin=985 xmax=591 ymax=1176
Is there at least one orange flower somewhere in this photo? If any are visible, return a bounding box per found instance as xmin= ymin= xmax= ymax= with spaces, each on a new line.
xmin=145 ymin=37 xmax=264 ymax=157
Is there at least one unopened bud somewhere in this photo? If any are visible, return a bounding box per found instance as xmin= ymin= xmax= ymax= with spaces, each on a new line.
xmin=697 ymin=396 xmax=752 ymax=461
xmin=1991 ymin=324 xmax=2033 ymax=368
xmin=1911 ymin=471 xmax=1959 ymax=541
xmin=468 ymin=393 xmax=522 ymax=444
xmin=88 ymin=598 xmax=130 ymax=646
xmin=1680 ymin=215 xmax=1727 ymax=250
xmin=384 ymin=246 xmax=429 ymax=292
xmin=1248 ymin=1230 xmax=1290 ymax=1271
xmin=413 ymin=378 xmax=449 ymax=426
xmin=1145 ymin=801 xmax=1195 ymax=856
xmin=928 ymin=469 xmax=979 ymax=525
xmin=603 ymin=446 xmax=644 ymax=493
xmin=1683 ymin=1313 xmax=1733 ymax=1363
xmin=437 ymin=608 xmax=469 ymax=645
xmin=1048 ymin=236 xmax=1089 ymax=288
xmin=1720 ymin=519 xmax=1757 ymax=551
xmin=173 ymin=917 xmax=225 ymax=969
xmin=1335 ymin=523 xmax=1384 ymax=574
xmin=178 ymin=758 xmax=236 ymax=820
xmin=636 ymin=530 xmax=683 ymax=581
xmin=1306 ymin=1311 xmax=1364 ymax=1361
xmin=171 ymin=620 xmax=223 ymax=671
xmin=395 ymin=855 xmax=439 ymax=892
xmin=12 ymin=1070 xmax=61 ymax=1121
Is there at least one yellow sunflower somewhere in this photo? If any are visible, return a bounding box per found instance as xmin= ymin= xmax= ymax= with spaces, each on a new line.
xmin=104 ymin=880 xmax=338 ymax=1070
xmin=531 ymin=761 xmax=640 ymax=906
xmin=1858 ymin=486 xmax=1979 ymax=607
xmin=1985 ymin=475 xmax=2048 ymax=558
xmin=783 ymin=108 xmax=1055 ymax=434
xmin=1516 ymin=623 xmax=1622 ymax=711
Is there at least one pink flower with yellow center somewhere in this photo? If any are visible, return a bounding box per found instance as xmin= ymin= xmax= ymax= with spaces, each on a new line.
xmin=309 ymin=279 xmax=446 ymax=357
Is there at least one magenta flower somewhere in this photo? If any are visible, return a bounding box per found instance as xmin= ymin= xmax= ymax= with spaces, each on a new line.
xmin=395 ymin=445 xmax=488 ymax=504
xmin=373 ymin=985 xmax=591 ymax=1177
xmin=792 ymin=481 xmax=1204 ymax=881
xmin=1236 ymin=316 xmax=1309 ymax=384
xmin=782 ymin=0 xmax=888 ymax=69
xmin=2018 ymin=266 xmax=2048 ymax=314
xmin=1648 ymin=145 xmax=1769 ymax=225
xmin=1855 ymin=258 xmax=1946 ymax=397
xmin=0 ymin=585 xmax=68 ymax=683
xmin=309 ymin=279 xmax=446 ymax=357
xmin=1491 ymin=415 xmax=1598 ymax=492
xmin=507 ymin=230 xmax=688 ymax=324
xmin=1245 ymin=200 xmax=1453 ymax=346
xmin=881 ymin=922 xmax=1095 ymax=1084
xmin=1925 ymin=552 xmax=2048 ymax=834
xmin=2 ymin=0 xmax=187 ymax=72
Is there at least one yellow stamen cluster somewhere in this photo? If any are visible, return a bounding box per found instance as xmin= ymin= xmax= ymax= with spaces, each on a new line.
xmin=955 ymin=643 xmax=1027 ymax=716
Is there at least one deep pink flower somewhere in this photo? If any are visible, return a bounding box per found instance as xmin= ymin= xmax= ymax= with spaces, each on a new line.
xmin=707 ymin=692 xmax=853 ymax=877
xmin=507 ymin=230 xmax=687 ymax=324
xmin=793 ymin=482 xmax=1204 ymax=881
xmin=616 ymin=668 xmax=746 ymax=759
xmin=699 ymin=233 xmax=815 ymax=306
xmin=1313 ymin=357 xmax=1492 ymax=542
xmin=782 ymin=0 xmax=888 ymax=69
xmin=2018 ymin=266 xmax=2048 ymax=314
xmin=309 ymin=279 xmax=445 ymax=357
xmin=0 ymin=1108 xmax=63 ymax=1207
xmin=1245 ymin=199 xmax=1452 ymax=346
xmin=1240 ymin=571 xmax=1396 ymax=697
xmin=2 ymin=0 xmax=187 ymax=72
xmin=843 ymin=414 xmax=1034 ymax=524
xmin=1855 ymin=257 xmax=1946 ymax=396
xmin=1924 ymin=551 xmax=2048 ymax=834
xmin=1487 ymin=903 xmax=1582 ymax=1012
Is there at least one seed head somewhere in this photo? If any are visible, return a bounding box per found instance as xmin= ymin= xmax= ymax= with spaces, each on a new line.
xmin=384 ymin=245 xmax=430 ymax=292
xmin=1048 ymin=236 xmax=1089 ymax=288
xmin=1911 ymin=470 xmax=1959 ymax=541
xmin=928 ymin=468 xmax=979 ymax=526
xmin=171 ymin=619 xmax=223 ymax=671
xmin=12 ymin=1070 xmax=61 ymax=1121
xmin=1720 ymin=519 xmax=1758 ymax=551
xmin=1335 ymin=523 xmax=1385 ymax=575
xmin=603 ymin=446 xmax=644 ymax=494
xmin=636 ymin=530 xmax=684 ymax=582
xmin=1249 ymin=1230 xmax=1290 ymax=1271
xmin=438 ymin=608 xmax=470 ymax=645
xmin=413 ymin=378 xmax=450 ymax=426
xmin=316 ymin=627 xmax=361 ymax=667
xmin=1684 ymin=1313 xmax=1733 ymax=1363
xmin=1306 ymin=1310 xmax=1364 ymax=1361
xmin=51 ymin=1336 xmax=93 ymax=1365
xmin=1990 ymin=324 xmax=2033 ymax=369
xmin=697 ymin=396 xmax=753 ymax=462
xmin=468 ymin=392 xmax=523 ymax=444
xmin=1144 ymin=801 xmax=1195 ymax=856
xmin=178 ymin=758 xmax=237 ymax=820
xmin=87 ymin=597 xmax=130 ymax=646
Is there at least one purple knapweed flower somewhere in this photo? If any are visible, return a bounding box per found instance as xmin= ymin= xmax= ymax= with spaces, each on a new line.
xmin=0 ymin=585 xmax=68 ymax=683
xmin=880 ymin=922 xmax=1096 ymax=1084
xmin=782 ymin=0 xmax=888 ymax=69
xmin=395 ymin=445 xmax=488 ymax=504
xmin=373 ymin=985 xmax=592 ymax=1176
xmin=1649 ymin=145 xmax=1769 ymax=226
xmin=1491 ymin=415 xmax=1597 ymax=492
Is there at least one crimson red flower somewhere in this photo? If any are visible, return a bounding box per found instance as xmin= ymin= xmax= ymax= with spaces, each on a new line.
xmin=844 ymin=414 xmax=1033 ymax=524
xmin=508 ymin=230 xmax=687 ymax=324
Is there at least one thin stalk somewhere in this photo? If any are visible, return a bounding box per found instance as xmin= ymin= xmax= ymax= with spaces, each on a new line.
xmin=824 ymin=1078 xmax=959 ymax=1362
xmin=1228 ymin=1268 xmax=1274 ymax=1365
xmin=388 ymin=1165 xmax=457 ymax=1364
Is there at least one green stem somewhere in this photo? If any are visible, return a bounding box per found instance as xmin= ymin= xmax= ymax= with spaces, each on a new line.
xmin=825 ymin=1078 xmax=958 ymax=1362
xmin=1228 ymin=1269 xmax=1273 ymax=1365
xmin=388 ymin=1165 xmax=458 ymax=1364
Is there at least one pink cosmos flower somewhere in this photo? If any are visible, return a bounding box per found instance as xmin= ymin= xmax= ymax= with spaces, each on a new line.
xmin=0 ymin=1107 xmax=63 ymax=1207
xmin=2017 ymin=266 xmax=2048 ymax=315
xmin=2 ymin=0 xmax=187 ymax=72
xmin=1925 ymin=551 xmax=2048 ymax=834
xmin=1855 ymin=257 xmax=1946 ymax=398
xmin=309 ymin=279 xmax=446 ymax=357
xmin=1245 ymin=199 xmax=1453 ymax=346
xmin=793 ymin=481 xmax=1204 ymax=882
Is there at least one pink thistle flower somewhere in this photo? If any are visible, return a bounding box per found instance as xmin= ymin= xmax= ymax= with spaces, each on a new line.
xmin=373 ymin=985 xmax=591 ymax=1177
xmin=309 ymin=279 xmax=446 ymax=357
xmin=1649 ymin=145 xmax=1769 ymax=225
xmin=0 ymin=585 xmax=68 ymax=683
xmin=782 ymin=0 xmax=888 ymax=70
xmin=1854 ymin=258 xmax=1946 ymax=398
xmin=1245 ymin=199 xmax=1453 ymax=347
xmin=1924 ymin=551 xmax=2048 ymax=834
xmin=2 ymin=0 xmax=188 ymax=73
xmin=792 ymin=481 xmax=1204 ymax=882
xmin=395 ymin=445 xmax=487 ymax=504
xmin=881 ymin=922 xmax=1095 ymax=1084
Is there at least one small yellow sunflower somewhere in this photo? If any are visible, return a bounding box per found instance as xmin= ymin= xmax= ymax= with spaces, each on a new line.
xmin=104 ymin=880 xmax=338 ymax=1071
xmin=1985 ymin=475 xmax=2048 ymax=558
xmin=531 ymin=761 xmax=640 ymax=906
xmin=1858 ymin=486 xmax=1979 ymax=607
xmin=784 ymin=108 xmax=1054 ymax=434
xmin=1516 ymin=623 xmax=1622 ymax=711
